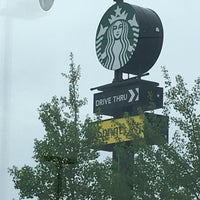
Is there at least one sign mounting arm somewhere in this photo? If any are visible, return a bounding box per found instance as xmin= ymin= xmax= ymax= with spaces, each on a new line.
xmin=113 ymin=0 xmax=124 ymax=2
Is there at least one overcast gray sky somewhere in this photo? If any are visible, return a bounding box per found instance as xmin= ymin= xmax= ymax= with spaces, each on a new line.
xmin=1 ymin=0 xmax=200 ymax=199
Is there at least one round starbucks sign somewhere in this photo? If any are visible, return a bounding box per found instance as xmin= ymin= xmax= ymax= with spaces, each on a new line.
xmin=95 ymin=2 xmax=163 ymax=75
xmin=96 ymin=3 xmax=139 ymax=71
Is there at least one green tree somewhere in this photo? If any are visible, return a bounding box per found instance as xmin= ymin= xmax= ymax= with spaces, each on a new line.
xmin=10 ymin=58 xmax=200 ymax=200
xmin=109 ymin=68 xmax=200 ymax=199
xmin=9 ymin=53 xmax=112 ymax=200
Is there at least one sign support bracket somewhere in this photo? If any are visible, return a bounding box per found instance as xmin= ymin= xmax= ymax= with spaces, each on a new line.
xmin=113 ymin=70 xmax=123 ymax=82
xmin=113 ymin=0 xmax=124 ymax=2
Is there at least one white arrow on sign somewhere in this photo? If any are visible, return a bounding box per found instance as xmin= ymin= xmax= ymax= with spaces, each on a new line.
xmin=128 ymin=88 xmax=139 ymax=102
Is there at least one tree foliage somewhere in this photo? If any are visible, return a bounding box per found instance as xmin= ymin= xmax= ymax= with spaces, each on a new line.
xmin=9 ymin=58 xmax=200 ymax=200
xmin=114 ymin=68 xmax=200 ymax=199
xmin=9 ymin=53 xmax=112 ymax=200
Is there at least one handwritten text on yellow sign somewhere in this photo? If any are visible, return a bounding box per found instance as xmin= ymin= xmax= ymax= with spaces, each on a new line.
xmin=99 ymin=115 xmax=144 ymax=144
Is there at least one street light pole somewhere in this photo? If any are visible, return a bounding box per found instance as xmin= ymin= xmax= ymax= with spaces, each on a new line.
xmin=42 ymin=155 xmax=77 ymax=200
xmin=0 ymin=2 xmax=52 ymax=199
xmin=56 ymin=160 xmax=63 ymax=200
xmin=0 ymin=1 xmax=12 ymax=199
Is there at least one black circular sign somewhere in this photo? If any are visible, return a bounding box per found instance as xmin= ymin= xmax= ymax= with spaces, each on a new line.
xmin=95 ymin=2 xmax=163 ymax=75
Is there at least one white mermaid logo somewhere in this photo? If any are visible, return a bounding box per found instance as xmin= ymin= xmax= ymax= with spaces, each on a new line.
xmin=96 ymin=6 xmax=139 ymax=70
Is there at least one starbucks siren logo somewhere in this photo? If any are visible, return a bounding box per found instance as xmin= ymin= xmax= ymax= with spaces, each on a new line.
xmin=96 ymin=4 xmax=139 ymax=71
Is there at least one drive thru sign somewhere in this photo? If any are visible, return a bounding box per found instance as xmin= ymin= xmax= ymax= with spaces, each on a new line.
xmin=93 ymin=83 xmax=163 ymax=117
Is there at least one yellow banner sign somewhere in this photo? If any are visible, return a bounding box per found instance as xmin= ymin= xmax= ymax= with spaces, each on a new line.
xmin=99 ymin=115 xmax=144 ymax=144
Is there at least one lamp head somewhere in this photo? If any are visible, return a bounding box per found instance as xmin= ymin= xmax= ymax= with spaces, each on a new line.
xmin=39 ymin=0 xmax=54 ymax=11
